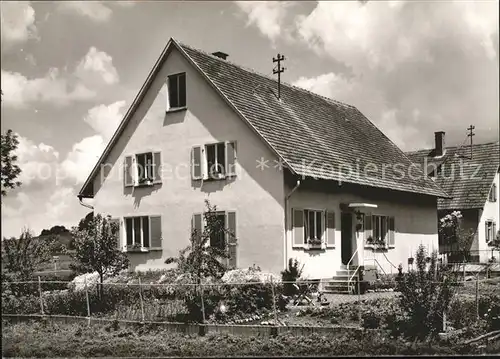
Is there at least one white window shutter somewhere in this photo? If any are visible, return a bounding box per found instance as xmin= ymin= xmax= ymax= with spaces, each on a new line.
xmin=292 ymin=209 xmax=304 ymax=247
xmin=225 ymin=141 xmax=237 ymax=177
xmin=388 ymin=216 xmax=395 ymax=248
xmin=153 ymin=151 xmax=162 ymax=184
xmin=132 ymin=156 xmax=138 ymax=186
xmin=149 ymin=216 xmax=162 ymax=249
xmin=124 ymin=156 xmax=133 ymax=187
xmin=326 ymin=211 xmax=335 ymax=248
xmin=191 ymin=146 xmax=202 ymax=180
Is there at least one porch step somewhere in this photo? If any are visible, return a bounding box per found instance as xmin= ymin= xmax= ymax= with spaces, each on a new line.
xmin=336 ymin=269 xmax=360 ymax=276
xmin=340 ymin=264 xmax=360 ymax=270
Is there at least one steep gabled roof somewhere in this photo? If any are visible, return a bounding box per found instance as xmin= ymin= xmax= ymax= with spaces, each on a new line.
xmin=406 ymin=142 xmax=499 ymax=210
xmin=79 ymin=38 xmax=448 ymax=199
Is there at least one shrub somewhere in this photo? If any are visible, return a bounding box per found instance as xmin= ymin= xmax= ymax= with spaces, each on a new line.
xmin=396 ymin=245 xmax=457 ymax=339
xmin=281 ymin=258 xmax=303 ymax=296
xmin=179 ymin=281 xmax=285 ymax=323
xmin=361 ymin=311 xmax=381 ymax=329
xmin=448 ymin=299 xmax=477 ymax=329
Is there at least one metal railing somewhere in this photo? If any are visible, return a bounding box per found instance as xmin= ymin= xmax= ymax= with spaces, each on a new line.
xmin=346 ymin=247 xmax=360 ymax=294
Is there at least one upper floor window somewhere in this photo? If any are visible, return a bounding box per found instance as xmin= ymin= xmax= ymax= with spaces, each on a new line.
xmin=124 ymin=151 xmax=162 ymax=187
xmin=206 ymin=142 xmax=226 ymax=179
xmin=167 ymin=72 xmax=186 ymax=110
xmin=486 ymin=220 xmax=496 ymax=243
xmin=488 ymin=183 xmax=497 ymax=202
xmin=191 ymin=142 xmax=237 ymax=181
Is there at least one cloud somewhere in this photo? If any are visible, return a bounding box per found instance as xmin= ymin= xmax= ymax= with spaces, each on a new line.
xmin=14 ymin=135 xmax=60 ymax=186
xmin=1 ymin=47 xmax=118 ymax=109
xmin=75 ymin=47 xmax=120 ymax=86
xmin=1 ymin=186 xmax=88 ymax=238
xmin=0 ymin=69 xmax=95 ymax=109
xmin=235 ymin=1 xmax=295 ymax=41
xmin=114 ymin=1 xmax=137 ymax=8
xmin=58 ymin=2 xmax=113 ymax=23
xmin=0 ymin=1 xmax=37 ymax=48
xmin=293 ymin=1 xmax=499 ymax=150
xmin=83 ymin=101 xmax=126 ymax=140
xmin=60 ymin=135 xmax=106 ymax=185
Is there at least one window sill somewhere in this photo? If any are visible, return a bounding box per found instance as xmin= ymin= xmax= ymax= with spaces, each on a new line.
xmin=365 ymin=245 xmax=394 ymax=250
xmin=306 ymin=243 xmax=326 ymax=251
xmin=134 ymin=181 xmax=159 ymax=188
xmin=124 ymin=247 xmax=150 ymax=253
xmin=166 ymin=106 xmax=187 ymax=114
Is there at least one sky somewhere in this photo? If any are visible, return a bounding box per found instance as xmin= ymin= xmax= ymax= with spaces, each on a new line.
xmin=1 ymin=0 xmax=499 ymax=238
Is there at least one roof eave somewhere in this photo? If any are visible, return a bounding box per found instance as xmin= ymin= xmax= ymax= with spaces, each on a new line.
xmin=78 ymin=38 xmax=177 ymax=198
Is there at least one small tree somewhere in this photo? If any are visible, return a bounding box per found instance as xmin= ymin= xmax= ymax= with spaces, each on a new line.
xmin=396 ymin=245 xmax=457 ymax=340
xmin=1 ymin=228 xmax=55 ymax=280
xmin=165 ymin=200 xmax=230 ymax=283
xmin=70 ymin=213 xmax=129 ymax=298
xmin=1 ymin=129 xmax=22 ymax=196
xmin=439 ymin=211 xmax=475 ymax=274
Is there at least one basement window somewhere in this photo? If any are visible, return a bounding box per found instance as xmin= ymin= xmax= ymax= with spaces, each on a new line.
xmin=167 ymin=72 xmax=186 ymax=110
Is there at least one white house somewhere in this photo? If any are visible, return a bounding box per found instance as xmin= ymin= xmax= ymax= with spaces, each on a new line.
xmin=78 ymin=38 xmax=448 ymax=291
xmin=407 ymin=133 xmax=499 ymax=263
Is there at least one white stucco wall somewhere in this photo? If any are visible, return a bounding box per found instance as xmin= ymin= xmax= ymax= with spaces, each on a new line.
xmin=478 ymin=171 xmax=500 ymax=262
xmin=286 ymin=186 xmax=439 ymax=279
xmin=92 ymin=47 xmax=285 ymax=273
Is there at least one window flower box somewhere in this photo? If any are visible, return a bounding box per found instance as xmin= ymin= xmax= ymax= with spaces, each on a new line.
xmin=125 ymin=244 xmax=149 ymax=253
xmin=137 ymin=178 xmax=153 ymax=187
xmin=365 ymin=236 xmax=387 ymax=250
xmin=306 ymin=238 xmax=325 ymax=250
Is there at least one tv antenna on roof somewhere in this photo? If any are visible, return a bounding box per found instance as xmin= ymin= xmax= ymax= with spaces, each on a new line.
xmin=273 ymin=53 xmax=285 ymax=100
xmin=467 ymin=124 xmax=475 ymax=160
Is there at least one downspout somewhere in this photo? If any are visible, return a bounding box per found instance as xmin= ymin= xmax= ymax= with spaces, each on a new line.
xmin=284 ymin=179 xmax=301 ymax=270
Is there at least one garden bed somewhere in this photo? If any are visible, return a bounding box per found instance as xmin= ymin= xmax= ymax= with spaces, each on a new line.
xmin=2 ymin=320 xmax=499 ymax=357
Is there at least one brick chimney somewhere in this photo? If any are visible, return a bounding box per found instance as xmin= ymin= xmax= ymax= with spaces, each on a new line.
xmin=211 ymin=51 xmax=229 ymax=60
xmin=434 ymin=131 xmax=445 ymax=156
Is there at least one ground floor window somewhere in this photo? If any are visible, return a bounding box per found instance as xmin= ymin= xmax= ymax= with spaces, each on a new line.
xmin=372 ymin=215 xmax=389 ymax=244
xmin=304 ymin=209 xmax=324 ymax=244
xmin=125 ymin=216 xmax=150 ymax=248
xmin=486 ymin=220 xmax=496 ymax=243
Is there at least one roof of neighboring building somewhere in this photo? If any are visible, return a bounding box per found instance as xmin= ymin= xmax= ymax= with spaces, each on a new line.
xmin=79 ymin=38 xmax=448 ymax=199
xmin=406 ymin=141 xmax=499 ymax=210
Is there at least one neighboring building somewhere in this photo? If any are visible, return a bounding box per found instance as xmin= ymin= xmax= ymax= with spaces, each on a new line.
xmin=406 ymin=133 xmax=499 ymax=263
xmin=78 ymin=38 xmax=447 ymax=282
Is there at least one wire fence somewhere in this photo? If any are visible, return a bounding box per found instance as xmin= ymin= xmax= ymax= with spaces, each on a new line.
xmin=2 ymin=274 xmax=498 ymax=331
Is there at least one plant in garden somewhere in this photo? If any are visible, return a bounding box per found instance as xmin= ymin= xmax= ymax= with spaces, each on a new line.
xmin=439 ymin=211 xmax=475 ymax=270
xmin=1 ymin=129 xmax=22 ymax=196
xmin=281 ymin=258 xmax=303 ymax=296
xmin=1 ymin=228 xmax=55 ymax=280
xmin=70 ymin=214 xmax=129 ymax=298
xmin=396 ymin=244 xmax=457 ymax=340
xmin=165 ymin=200 xmax=230 ymax=281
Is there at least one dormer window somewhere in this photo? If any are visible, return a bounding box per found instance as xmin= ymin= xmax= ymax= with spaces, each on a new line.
xmin=167 ymin=72 xmax=186 ymax=110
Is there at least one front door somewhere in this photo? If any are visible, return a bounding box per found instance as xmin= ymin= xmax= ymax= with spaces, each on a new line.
xmin=341 ymin=212 xmax=353 ymax=265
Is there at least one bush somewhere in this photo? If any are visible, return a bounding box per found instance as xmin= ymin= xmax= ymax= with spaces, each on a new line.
xmin=361 ymin=311 xmax=381 ymax=329
xmin=281 ymin=259 xmax=303 ymax=297
xmin=180 ymin=281 xmax=286 ymax=323
xmin=396 ymin=245 xmax=457 ymax=339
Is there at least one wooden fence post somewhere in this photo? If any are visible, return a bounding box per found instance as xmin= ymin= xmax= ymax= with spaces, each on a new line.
xmin=200 ymin=276 xmax=206 ymax=324
xmin=138 ymin=277 xmax=145 ymax=323
xmin=475 ymin=275 xmax=479 ymax=320
xmin=38 ymin=276 xmax=44 ymax=315
xmin=271 ymin=276 xmax=278 ymax=326
xmin=84 ymin=277 xmax=91 ymax=327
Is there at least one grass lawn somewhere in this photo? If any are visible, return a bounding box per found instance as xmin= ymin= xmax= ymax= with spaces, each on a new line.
xmin=3 ymin=320 xmax=498 ymax=357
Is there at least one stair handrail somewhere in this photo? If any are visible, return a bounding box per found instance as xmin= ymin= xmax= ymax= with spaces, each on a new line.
xmin=347 ymin=246 xmax=360 ymax=292
xmin=363 ymin=257 xmax=387 ymax=276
